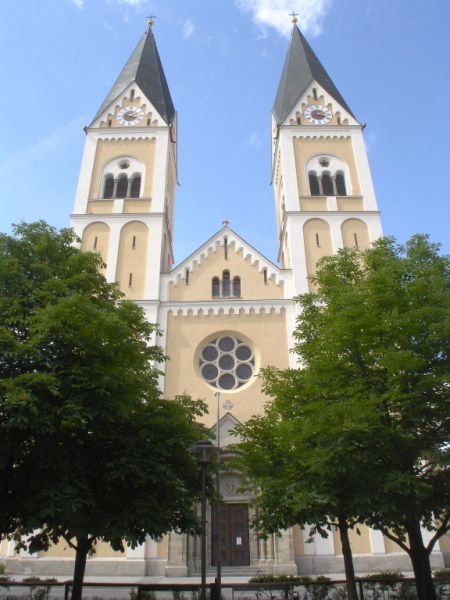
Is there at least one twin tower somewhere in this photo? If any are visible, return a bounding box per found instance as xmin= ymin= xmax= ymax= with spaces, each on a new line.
xmin=64 ymin=22 xmax=391 ymax=578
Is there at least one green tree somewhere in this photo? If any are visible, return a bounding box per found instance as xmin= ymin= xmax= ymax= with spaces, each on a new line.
xmin=0 ymin=222 xmax=210 ymax=600
xmin=236 ymin=235 xmax=449 ymax=600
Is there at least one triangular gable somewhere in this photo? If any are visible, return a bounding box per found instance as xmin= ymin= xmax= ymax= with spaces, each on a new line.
xmin=162 ymin=226 xmax=286 ymax=289
xmin=210 ymin=412 xmax=243 ymax=447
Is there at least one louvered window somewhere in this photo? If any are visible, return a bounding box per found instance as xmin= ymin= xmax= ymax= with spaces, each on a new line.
xmin=130 ymin=175 xmax=141 ymax=198
xmin=309 ymin=172 xmax=321 ymax=196
xmin=336 ymin=172 xmax=347 ymax=196
xmin=322 ymin=173 xmax=334 ymax=196
xmin=212 ymin=277 xmax=220 ymax=298
xmin=116 ymin=175 xmax=128 ymax=198
xmin=222 ymin=271 xmax=230 ymax=297
xmin=103 ymin=175 xmax=114 ymax=199
xmin=233 ymin=277 xmax=241 ymax=298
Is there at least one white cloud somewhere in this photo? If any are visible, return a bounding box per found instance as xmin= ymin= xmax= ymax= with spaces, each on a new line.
xmin=117 ymin=0 xmax=148 ymax=6
xmin=72 ymin=0 xmax=84 ymax=9
xmin=183 ymin=18 xmax=195 ymax=39
xmin=248 ymin=132 xmax=263 ymax=148
xmin=365 ymin=131 xmax=379 ymax=153
xmin=0 ymin=117 xmax=88 ymax=175
xmin=235 ymin=0 xmax=332 ymax=37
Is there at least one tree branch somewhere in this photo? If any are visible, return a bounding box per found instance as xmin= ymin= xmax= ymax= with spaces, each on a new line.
xmin=376 ymin=526 xmax=410 ymax=555
xmin=426 ymin=515 xmax=450 ymax=556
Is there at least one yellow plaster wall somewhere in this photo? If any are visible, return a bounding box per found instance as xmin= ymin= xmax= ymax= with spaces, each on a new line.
xmin=0 ymin=539 xmax=8 ymax=555
xmin=38 ymin=539 xmax=124 ymax=559
xmin=337 ymin=197 xmax=364 ymax=211
xmin=116 ymin=221 xmax=149 ymax=299
xmin=332 ymin=526 xmax=371 ymax=555
xmin=438 ymin=531 xmax=450 ymax=551
xmin=300 ymin=197 xmax=327 ymax=211
xmin=89 ymin=138 xmax=156 ymax=200
xmin=80 ymin=222 xmax=110 ymax=271
xmin=157 ymin=535 xmax=168 ymax=559
xmin=293 ymin=525 xmax=304 ymax=556
xmin=124 ymin=199 xmax=151 ymax=213
xmin=341 ymin=218 xmax=370 ymax=250
xmin=303 ymin=218 xmax=333 ymax=291
xmin=383 ymin=533 xmax=407 ymax=554
xmin=168 ymin=244 xmax=284 ymax=302
xmin=86 ymin=200 xmax=114 ymax=214
xmin=293 ymin=137 xmax=361 ymax=199
xmin=164 ymin=310 xmax=289 ymax=426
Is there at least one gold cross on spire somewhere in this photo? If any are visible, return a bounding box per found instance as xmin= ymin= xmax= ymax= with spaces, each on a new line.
xmin=147 ymin=15 xmax=156 ymax=27
xmin=289 ymin=11 xmax=299 ymax=25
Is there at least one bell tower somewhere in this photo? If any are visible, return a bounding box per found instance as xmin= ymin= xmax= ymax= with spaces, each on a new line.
xmin=272 ymin=22 xmax=382 ymax=294
xmin=71 ymin=20 xmax=177 ymax=321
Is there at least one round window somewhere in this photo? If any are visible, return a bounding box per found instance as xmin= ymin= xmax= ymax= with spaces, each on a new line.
xmin=198 ymin=335 xmax=255 ymax=391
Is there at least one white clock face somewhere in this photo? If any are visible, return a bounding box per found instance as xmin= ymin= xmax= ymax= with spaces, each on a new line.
xmin=117 ymin=106 xmax=145 ymax=126
xmin=303 ymin=105 xmax=333 ymax=125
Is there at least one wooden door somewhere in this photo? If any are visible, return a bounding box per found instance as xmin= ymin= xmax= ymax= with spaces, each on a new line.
xmin=211 ymin=503 xmax=250 ymax=566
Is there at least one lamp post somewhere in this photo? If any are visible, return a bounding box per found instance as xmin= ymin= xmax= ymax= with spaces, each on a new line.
xmin=214 ymin=392 xmax=222 ymax=600
xmin=190 ymin=440 xmax=214 ymax=600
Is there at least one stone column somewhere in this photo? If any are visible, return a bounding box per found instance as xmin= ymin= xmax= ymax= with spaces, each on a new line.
xmin=369 ymin=528 xmax=385 ymax=554
xmin=165 ymin=532 xmax=188 ymax=577
xmin=273 ymin=529 xmax=297 ymax=575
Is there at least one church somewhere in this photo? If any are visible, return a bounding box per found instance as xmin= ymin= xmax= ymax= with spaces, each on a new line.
xmin=2 ymin=18 xmax=448 ymax=578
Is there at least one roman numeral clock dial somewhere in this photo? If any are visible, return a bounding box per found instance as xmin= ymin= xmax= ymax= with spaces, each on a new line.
xmin=303 ymin=104 xmax=333 ymax=125
xmin=117 ymin=106 xmax=145 ymax=126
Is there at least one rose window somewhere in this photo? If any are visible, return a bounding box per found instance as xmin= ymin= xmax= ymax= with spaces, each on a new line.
xmin=199 ymin=335 xmax=255 ymax=390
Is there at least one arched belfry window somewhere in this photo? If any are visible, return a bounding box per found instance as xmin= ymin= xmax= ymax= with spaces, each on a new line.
xmin=222 ymin=271 xmax=230 ymax=297
xmin=130 ymin=174 xmax=141 ymax=198
xmin=336 ymin=171 xmax=347 ymax=196
xmin=233 ymin=277 xmax=241 ymax=298
xmin=116 ymin=175 xmax=128 ymax=198
xmin=212 ymin=277 xmax=220 ymax=298
xmin=321 ymin=173 xmax=334 ymax=196
xmin=103 ymin=174 xmax=114 ymax=199
xmin=309 ymin=172 xmax=321 ymax=196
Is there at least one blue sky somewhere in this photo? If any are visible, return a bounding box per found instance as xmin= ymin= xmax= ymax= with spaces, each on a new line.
xmin=1 ymin=0 xmax=449 ymax=264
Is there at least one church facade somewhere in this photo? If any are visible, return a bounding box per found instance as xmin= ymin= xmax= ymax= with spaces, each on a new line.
xmin=2 ymin=22 xmax=448 ymax=578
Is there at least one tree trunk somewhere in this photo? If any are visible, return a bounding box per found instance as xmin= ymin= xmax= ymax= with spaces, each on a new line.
xmin=71 ymin=537 xmax=91 ymax=600
xmin=337 ymin=518 xmax=359 ymax=600
xmin=405 ymin=519 xmax=436 ymax=600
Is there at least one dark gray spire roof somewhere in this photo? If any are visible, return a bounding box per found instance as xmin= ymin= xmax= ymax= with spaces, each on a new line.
xmin=92 ymin=27 xmax=175 ymax=125
xmin=273 ymin=26 xmax=355 ymax=124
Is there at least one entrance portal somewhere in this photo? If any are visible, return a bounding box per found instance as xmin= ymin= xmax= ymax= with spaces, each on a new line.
xmin=211 ymin=503 xmax=250 ymax=566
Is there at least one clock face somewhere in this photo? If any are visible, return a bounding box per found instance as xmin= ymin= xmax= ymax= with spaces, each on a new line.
xmin=303 ymin=105 xmax=333 ymax=125
xmin=117 ymin=106 xmax=145 ymax=126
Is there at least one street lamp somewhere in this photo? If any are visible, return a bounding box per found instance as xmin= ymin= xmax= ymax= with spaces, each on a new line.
xmin=190 ymin=440 xmax=215 ymax=600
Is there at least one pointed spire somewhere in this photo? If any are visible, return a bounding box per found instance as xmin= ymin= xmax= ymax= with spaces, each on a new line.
xmin=92 ymin=24 xmax=175 ymax=125
xmin=273 ymin=25 xmax=355 ymax=125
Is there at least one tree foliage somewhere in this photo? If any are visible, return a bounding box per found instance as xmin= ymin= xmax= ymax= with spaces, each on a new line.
xmin=0 ymin=222 xmax=210 ymax=599
xmin=235 ymin=235 xmax=450 ymax=600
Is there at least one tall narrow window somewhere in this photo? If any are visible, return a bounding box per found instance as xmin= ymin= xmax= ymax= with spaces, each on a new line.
xmin=94 ymin=236 xmax=98 ymax=249
xmin=103 ymin=174 xmax=114 ymax=199
xmin=117 ymin=175 xmax=128 ymax=198
xmin=130 ymin=89 xmax=135 ymax=101
xmin=313 ymin=88 xmax=318 ymax=100
xmin=263 ymin=267 xmax=268 ymax=284
xmin=222 ymin=271 xmax=230 ymax=297
xmin=353 ymin=233 xmax=359 ymax=248
xmin=316 ymin=233 xmax=320 ymax=247
xmin=321 ymin=173 xmax=334 ymax=196
xmin=233 ymin=277 xmax=241 ymax=298
xmin=128 ymin=273 xmax=133 ymax=287
xmin=212 ymin=277 xmax=220 ymax=297
xmin=336 ymin=172 xmax=347 ymax=196
xmin=130 ymin=174 xmax=141 ymax=198
xmin=185 ymin=268 xmax=190 ymax=285
xmin=224 ymin=236 xmax=228 ymax=260
xmin=309 ymin=172 xmax=320 ymax=196
xmin=132 ymin=235 xmax=136 ymax=249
